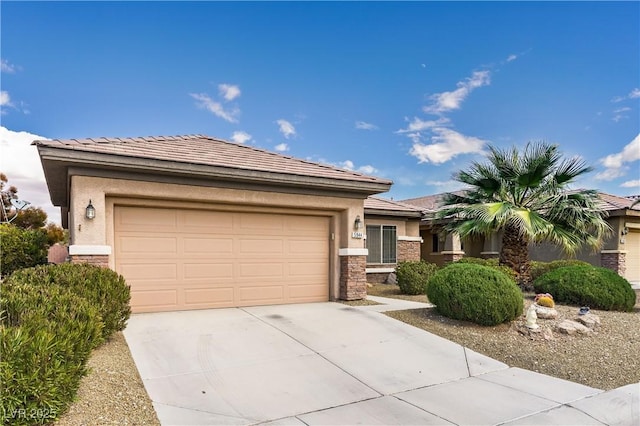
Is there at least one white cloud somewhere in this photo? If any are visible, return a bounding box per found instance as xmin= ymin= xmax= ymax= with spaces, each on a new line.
xmin=397 ymin=117 xmax=449 ymax=134
xmin=1 ymin=59 xmax=16 ymax=73
xmin=0 ymin=126 xmax=60 ymax=223
xmin=190 ymin=93 xmax=239 ymax=123
xmin=218 ymin=84 xmax=241 ymax=102
xmin=424 ymin=70 xmax=491 ymax=114
xmin=276 ymin=119 xmax=296 ymax=139
xmin=230 ymin=131 xmax=251 ymax=144
xmin=355 ymin=121 xmax=378 ymax=130
xmin=621 ymin=179 xmax=640 ymax=188
xmin=409 ymin=128 xmax=486 ymax=164
xmin=274 ymin=143 xmax=289 ymax=152
xmin=614 ymin=107 xmax=631 ymax=113
xmin=0 ymin=91 xmax=11 ymax=107
xmin=337 ymin=160 xmax=377 ymax=175
xmin=596 ymin=134 xmax=640 ymax=180
xmin=612 ymin=88 xmax=640 ymax=103
xmin=506 ymin=54 xmax=518 ymax=62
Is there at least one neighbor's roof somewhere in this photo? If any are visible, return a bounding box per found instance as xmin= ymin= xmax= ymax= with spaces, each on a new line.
xmin=364 ymin=196 xmax=424 ymax=218
xmin=34 ymin=134 xmax=393 ymax=206
xmin=402 ymin=190 xmax=640 ymax=215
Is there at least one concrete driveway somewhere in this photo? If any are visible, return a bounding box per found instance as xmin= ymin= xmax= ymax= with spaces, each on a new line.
xmin=124 ymin=299 xmax=639 ymax=425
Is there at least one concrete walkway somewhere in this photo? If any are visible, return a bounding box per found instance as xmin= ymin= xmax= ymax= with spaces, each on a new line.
xmin=124 ymin=297 xmax=639 ymax=425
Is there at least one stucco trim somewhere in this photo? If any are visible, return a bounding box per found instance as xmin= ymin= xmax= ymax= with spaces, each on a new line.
xmin=440 ymin=250 xmax=465 ymax=255
xmin=601 ymin=250 xmax=629 ymax=254
xmin=69 ymin=245 xmax=112 ymax=255
xmin=398 ymin=236 xmax=423 ymax=242
xmin=338 ymin=248 xmax=368 ymax=256
xmin=366 ymin=267 xmax=395 ymax=273
xmin=480 ymin=251 xmax=500 ymax=255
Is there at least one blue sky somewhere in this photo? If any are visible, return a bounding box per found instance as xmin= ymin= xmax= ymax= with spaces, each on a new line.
xmin=1 ymin=1 xmax=639 ymax=224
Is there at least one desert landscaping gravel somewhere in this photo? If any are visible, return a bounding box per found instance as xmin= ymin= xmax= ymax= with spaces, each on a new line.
xmin=57 ymin=285 xmax=638 ymax=423
xmin=372 ymin=284 xmax=640 ymax=391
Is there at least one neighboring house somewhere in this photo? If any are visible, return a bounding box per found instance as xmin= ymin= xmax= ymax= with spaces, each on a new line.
xmin=34 ymin=134 xmax=392 ymax=312
xmin=363 ymin=196 xmax=424 ymax=283
xmin=402 ymin=191 xmax=640 ymax=284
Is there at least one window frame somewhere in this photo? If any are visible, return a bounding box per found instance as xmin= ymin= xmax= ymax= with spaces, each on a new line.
xmin=365 ymin=224 xmax=397 ymax=265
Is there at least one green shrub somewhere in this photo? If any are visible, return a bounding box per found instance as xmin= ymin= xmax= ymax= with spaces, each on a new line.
xmin=4 ymin=264 xmax=131 ymax=340
xmin=0 ymin=223 xmax=48 ymax=277
xmin=529 ymin=259 xmax=592 ymax=282
xmin=396 ymin=261 xmax=439 ymax=295
xmin=1 ymin=283 xmax=103 ymax=424
xmin=427 ymin=263 xmax=524 ymax=326
xmin=533 ymin=265 xmax=636 ymax=311
xmin=454 ymin=257 xmax=518 ymax=283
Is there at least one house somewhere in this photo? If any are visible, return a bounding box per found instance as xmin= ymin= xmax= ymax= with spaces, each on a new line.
xmin=34 ymin=134 xmax=395 ymax=313
xmin=402 ymin=191 xmax=640 ymax=284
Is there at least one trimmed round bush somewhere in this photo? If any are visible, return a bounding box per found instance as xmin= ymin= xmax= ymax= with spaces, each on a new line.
xmin=529 ymin=259 xmax=591 ymax=282
xmin=454 ymin=257 xmax=517 ymax=283
xmin=1 ymin=282 xmax=103 ymax=424
xmin=5 ymin=263 xmax=131 ymax=339
xmin=427 ymin=263 xmax=524 ymax=326
xmin=533 ymin=265 xmax=636 ymax=311
xmin=396 ymin=261 xmax=439 ymax=295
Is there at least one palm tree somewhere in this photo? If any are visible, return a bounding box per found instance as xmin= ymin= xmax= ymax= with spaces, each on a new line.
xmin=437 ymin=142 xmax=610 ymax=289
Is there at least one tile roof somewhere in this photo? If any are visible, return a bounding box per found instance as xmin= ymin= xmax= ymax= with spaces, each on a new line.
xmin=364 ymin=196 xmax=424 ymax=214
xmin=402 ymin=190 xmax=640 ymax=213
xmin=33 ymin=134 xmax=391 ymax=185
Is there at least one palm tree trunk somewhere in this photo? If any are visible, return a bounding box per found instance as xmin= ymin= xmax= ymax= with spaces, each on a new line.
xmin=499 ymin=224 xmax=531 ymax=290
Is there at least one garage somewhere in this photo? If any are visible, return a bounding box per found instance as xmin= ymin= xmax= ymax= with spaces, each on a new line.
xmin=34 ymin=134 xmax=393 ymax=311
xmin=625 ymin=229 xmax=640 ymax=283
xmin=114 ymin=206 xmax=330 ymax=312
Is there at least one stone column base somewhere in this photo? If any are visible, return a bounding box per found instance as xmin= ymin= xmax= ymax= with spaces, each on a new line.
xmin=339 ymin=249 xmax=367 ymax=300
xmin=601 ymin=250 xmax=626 ymax=277
xmin=69 ymin=254 xmax=109 ymax=267
xmin=441 ymin=251 xmax=465 ymax=264
xmin=397 ymin=238 xmax=422 ymax=262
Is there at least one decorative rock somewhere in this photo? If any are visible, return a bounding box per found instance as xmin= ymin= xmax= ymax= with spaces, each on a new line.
xmin=542 ymin=326 xmax=554 ymax=340
xmin=556 ymin=319 xmax=593 ymax=336
xmin=534 ymin=304 xmax=558 ymax=319
xmin=386 ymin=272 xmax=397 ymax=285
xmin=575 ymin=313 xmax=601 ymax=329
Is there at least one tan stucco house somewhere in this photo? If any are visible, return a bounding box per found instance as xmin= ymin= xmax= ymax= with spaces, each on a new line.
xmin=403 ymin=191 xmax=640 ymax=284
xmin=34 ymin=134 xmax=426 ymax=313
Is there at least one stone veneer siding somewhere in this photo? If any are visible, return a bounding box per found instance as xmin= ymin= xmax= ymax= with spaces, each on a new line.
xmin=340 ymin=255 xmax=367 ymax=300
xmin=69 ymin=254 xmax=109 ymax=268
xmin=440 ymin=251 xmax=465 ymax=264
xmin=601 ymin=251 xmax=626 ymax=277
xmin=366 ymin=272 xmax=389 ymax=284
xmin=397 ymin=240 xmax=421 ymax=262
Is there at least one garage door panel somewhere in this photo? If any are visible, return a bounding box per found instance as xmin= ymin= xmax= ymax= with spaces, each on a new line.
xmin=183 ymin=263 xmax=234 ymax=279
xmin=115 ymin=206 xmax=329 ymax=312
xmin=239 ymin=263 xmax=284 ymax=278
xmin=118 ymin=236 xmax=178 ymax=254
xmin=120 ymin=263 xmax=178 ymax=280
xmin=184 ymin=287 xmax=234 ymax=307
xmin=118 ymin=207 xmax=178 ymax=232
xmin=182 ymin=210 xmax=234 ymax=231
xmin=239 ymin=238 xmax=284 ymax=254
xmin=238 ymin=285 xmax=284 ymax=303
xmin=183 ymin=237 xmax=234 ymax=254
xmin=130 ymin=289 xmax=178 ymax=310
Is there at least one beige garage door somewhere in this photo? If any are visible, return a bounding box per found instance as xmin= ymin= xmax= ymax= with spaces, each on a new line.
xmin=625 ymin=230 xmax=640 ymax=283
xmin=114 ymin=206 xmax=330 ymax=313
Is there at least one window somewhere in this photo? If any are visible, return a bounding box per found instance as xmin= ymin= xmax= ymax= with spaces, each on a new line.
xmin=366 ymin=225 xmax=397 ymax=264
xmin=432 ymin=234 xmax=439 ymax=253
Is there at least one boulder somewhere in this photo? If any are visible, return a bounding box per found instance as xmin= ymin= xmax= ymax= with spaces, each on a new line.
xmin=575 ymin=313 xmax=601 ymax=329
xmin=534 ymin=304 xmax=558 ymax=319
xmin=386 ymin=272 xmax=397 ymax=285
xmin=556 ymin=319 xmax=593 ymax=336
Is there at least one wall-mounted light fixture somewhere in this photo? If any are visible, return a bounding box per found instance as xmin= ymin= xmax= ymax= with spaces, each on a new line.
xmin=354 ymin=215 xmax=362 ymax=230
xmin=85 ymin=200 xmax=96 ymax=220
